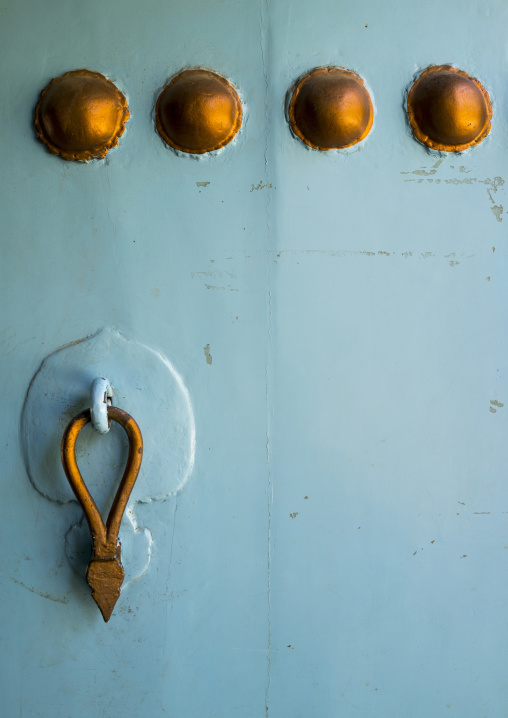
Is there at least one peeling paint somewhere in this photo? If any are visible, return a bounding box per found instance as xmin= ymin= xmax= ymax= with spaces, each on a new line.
xmin=275 ymin=249 xmax=476 ymax=263
xmin=251 ymin=180 xmax=274 ymax=192
xmin=402 ymin=163 xmax=504 ymax=221
xmin=491 ymin=204 xmax=503 ymax=222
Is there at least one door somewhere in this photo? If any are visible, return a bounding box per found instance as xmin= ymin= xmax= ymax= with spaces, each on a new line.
xmin=2 ymin=1 xmax=507 ymax=716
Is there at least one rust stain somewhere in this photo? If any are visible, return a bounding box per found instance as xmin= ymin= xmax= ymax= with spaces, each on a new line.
xmin=289 ymin=512 xmax=299 ymax=519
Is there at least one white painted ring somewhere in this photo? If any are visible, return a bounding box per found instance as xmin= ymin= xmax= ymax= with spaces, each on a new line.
xmin=90 ymin=377 xmax=114 ymax=434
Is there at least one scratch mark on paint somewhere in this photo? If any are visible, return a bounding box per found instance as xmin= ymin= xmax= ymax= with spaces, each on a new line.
xmin=192 ymin=266 xmax=238 ymax=292
xmin=204 ymin=284 xmax=239 ymax=292
xmin=10 ymin=577 xmax=69 ymax=604
xmin=289 ymin=512 xmax=299 ymax=519
xmin=192 ymin=270 xmax=237 ymax=280
xmin=491 ymin=400 xmax=504 ymax=407
xmin=196 ymin=181 xmax=210 ymax=187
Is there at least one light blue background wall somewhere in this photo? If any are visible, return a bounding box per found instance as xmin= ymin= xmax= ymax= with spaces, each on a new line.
xmin=1 ymin=1 xmax=508 ymax=716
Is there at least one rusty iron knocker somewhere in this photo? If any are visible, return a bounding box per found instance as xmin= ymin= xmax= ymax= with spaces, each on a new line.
xmin=61 ymin=406 xmax=143 ymax=622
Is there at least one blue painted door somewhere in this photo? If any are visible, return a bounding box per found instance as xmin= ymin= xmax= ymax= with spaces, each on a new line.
xmin=2 ymin=1 xmax=508 ymax=716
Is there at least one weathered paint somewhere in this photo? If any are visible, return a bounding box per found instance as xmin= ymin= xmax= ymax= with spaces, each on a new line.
xmin=1 ymin=0 xmax=508 ymax=716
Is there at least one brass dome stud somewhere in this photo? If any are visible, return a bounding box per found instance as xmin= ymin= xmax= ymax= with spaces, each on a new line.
xmin=407 ymin=65 xmax=492 ymax=152
xmin=288 ymin=67 xmax=374 ymax=150
xmin=34 ymin=70 xmax=129 ymax=162
xmin=155 ymin=69 xmax=242 ymax=154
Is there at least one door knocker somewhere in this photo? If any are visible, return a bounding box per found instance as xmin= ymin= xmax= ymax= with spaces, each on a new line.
xmin=61 ymin=396 xmax=143 ymax=622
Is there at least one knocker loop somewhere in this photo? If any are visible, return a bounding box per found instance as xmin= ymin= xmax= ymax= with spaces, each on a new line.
xmin=61 ymin=406 xmax=143 ymax=622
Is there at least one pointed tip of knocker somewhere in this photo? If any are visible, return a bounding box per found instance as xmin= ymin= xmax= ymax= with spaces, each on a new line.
xmin=86 ymin=557 xmax=125 ymax=622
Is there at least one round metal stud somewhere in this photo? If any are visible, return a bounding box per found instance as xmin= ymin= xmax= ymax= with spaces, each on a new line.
xmin=288 ymin=67 xmax=374 ymax=150
xmin=155 ymin=69 xmax=242 ymax=154
xmin=34 ymin=69 xmax=129 ymax=162
xmin=407 ymin=65 xmax=492 ymax=152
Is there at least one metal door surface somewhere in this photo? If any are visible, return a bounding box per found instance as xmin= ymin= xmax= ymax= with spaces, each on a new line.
xmin=2 ymin=1 xmax=507 ymax=716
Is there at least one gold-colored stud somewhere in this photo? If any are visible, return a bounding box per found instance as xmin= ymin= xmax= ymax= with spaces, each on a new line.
xmin=34 ymin=69 xmax=129 ymax=162
xmin=407 ymin=65 xmax=492 ymax=152
xmin=288 ymin=67 xmax=374 ymax=150
xmin=155 ymin=69 xmax=242 ymax=154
